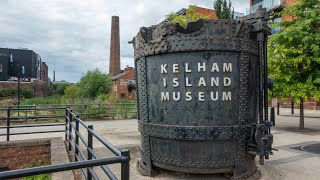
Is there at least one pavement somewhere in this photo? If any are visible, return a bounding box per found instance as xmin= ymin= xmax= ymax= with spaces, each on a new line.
xmin=1 ymin=108 xmax=320 ymax=180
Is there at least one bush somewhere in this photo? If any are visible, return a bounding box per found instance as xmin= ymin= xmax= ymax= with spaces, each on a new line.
xmin=51 ymin=83 xmax=70 ymax=95
xmin=77 ymin=69 xmax=113 ymax=99
xmin=0 ymin=89 xmax=33 ymax=98
xmin=64 ymin=85 xmax=78 ymax=99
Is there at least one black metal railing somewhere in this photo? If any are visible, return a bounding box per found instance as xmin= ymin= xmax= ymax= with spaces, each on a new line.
xmin=0 ymin=103 xmax=137 ymax=119
xmin=65 ymin=108 xmax=130 ymax=180
xmin=0 ymin=107 xmax=130 ymax=180
xmin=0 ymin=107 xmax=66 ymax=141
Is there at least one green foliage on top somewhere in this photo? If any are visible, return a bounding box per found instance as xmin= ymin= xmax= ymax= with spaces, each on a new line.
xmin=166 ymin=6 xmax=210 ymax=28
xmin=213 ymin=0 xmax=234 ymax=19
xmin=77 ymin=69 xmax=113 ymax=99
xmin=268 ymin=0 xmax=320 ymax=102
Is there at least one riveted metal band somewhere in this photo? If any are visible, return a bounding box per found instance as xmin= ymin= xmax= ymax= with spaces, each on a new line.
xmin=133 ymin=20 xmax=258 ymax=60
xmin=139 ymin=123 xmax=251 ymax=141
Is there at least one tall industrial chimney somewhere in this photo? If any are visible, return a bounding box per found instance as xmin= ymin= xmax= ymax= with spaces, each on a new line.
xmin=109 ymin=16 xmax=121 ymax=76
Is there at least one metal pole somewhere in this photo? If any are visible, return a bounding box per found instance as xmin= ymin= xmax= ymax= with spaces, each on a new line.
xmin=264 ymin=35 xmax=268 ymax=123
xmin=258 ymin=33 xmax=264 ymax=123
xmin=18 ymin=73 xmax=20 ymax=116
xmin=291 ymin=100 xmax=294 ymax=114
xmin=121 ymin=149 xmax=130 ymax=180
xmin=270 ymin=107 xmax=275 ymax=126
xmin=68 ymin=110 xmax=73 ymax=151
xmin=87 ymin=125 xmax=93 ymax=180
xmin=7 ymin=108 xmax=11 ymax=141
xmin=277 ymin=102 xmax=280 ymax=115
xmin=75 ymin=115 xmax=79 ymax=162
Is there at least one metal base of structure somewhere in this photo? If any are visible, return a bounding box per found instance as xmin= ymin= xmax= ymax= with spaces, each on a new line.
xmin=137 ymin=158 xmax=259 ymax=180
xmin=136 ymin=159 xmax=158 ymax=177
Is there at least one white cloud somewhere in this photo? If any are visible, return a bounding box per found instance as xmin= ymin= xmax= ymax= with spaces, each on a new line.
xmin=0 ymin=0 xmax=248 ymax=83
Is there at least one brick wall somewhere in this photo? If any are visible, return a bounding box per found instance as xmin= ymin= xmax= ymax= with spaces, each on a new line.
xmin=0 ymin=139 xmax=51 ymax=170
xmin=0 ymin=80 xmax=50 ymax=97
xmin=114 ymin=69 xmax=136 ymax=100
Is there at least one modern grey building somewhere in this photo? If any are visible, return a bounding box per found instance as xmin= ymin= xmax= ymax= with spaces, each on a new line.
xmin=0 ymin=48 xmax=43 ymax=81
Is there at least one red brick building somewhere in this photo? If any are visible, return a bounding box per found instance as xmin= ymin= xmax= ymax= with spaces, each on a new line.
xmin=111 ymin=66 xmax=136 ymax=100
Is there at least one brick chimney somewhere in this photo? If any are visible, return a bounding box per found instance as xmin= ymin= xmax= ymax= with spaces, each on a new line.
xmin=109 ymin=16 xmax=121 ymax=76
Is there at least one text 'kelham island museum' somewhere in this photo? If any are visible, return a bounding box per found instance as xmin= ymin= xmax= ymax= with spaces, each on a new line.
xmin=159 ymin=62 xmax=233 ymax=102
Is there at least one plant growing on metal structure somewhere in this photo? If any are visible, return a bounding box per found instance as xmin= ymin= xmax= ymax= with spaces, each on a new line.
xmin=268 ymin=0 xmax=320 ymax=129
xmin=213 ymin=0 xmax=234 ymax=19
xmin=165 ymin=6 xmax=210 ymax=28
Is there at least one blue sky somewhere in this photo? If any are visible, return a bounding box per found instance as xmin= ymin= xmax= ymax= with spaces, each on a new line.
xmin=0 ymin=0 xmax=249 ymax=83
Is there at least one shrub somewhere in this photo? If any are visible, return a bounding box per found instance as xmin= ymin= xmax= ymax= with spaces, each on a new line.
xmin=51 ymin=83 xmax=70 ymax=95
xmin=64 ymin=85 xmax=78 ymax=99
xmin=0 ymin=89 xmax=33 ymax=98
xmin=77 ymin=69 xmax=113 ymax=99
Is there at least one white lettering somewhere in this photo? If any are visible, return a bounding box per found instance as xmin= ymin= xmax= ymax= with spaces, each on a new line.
xmin=211 ymin=63 xmax=219 ymax=72
xmin=198 ymin=77 xmax=206 ymax=87
xmin=211 ymin=77 xmax=219 ymax=86
xmin=186 ymin=77 xmax=192 ymax=87
xmin=224 ymin=77 xmax=231 ymax=86
xmin=161 ymin=92 xmax=170 ymax=101
xmin=222 ymin=92 xmax=232 ymax=101
xmin=173 ymin=78 xmax=179 ymax=87
xmin=210 ymin=92 xmax=218 ymax=101
xmin=185 ymin=63 xmax=191 ymax=73
xmin=163 ymin=78 xmax=167 ymax=87
xmin=173 ymin=64 xmax=179 ymax=73
xmin=223 ymin=63 xmax=232 ymax=72
xmin=161 ymin=64 xmax=167 ymax=74
xmin=186 ymin=92 xmax=192 ymax=101
xmin=173 ymin=92 xmax=180 ymax=101
xmin=198 ymin=62 xmax=206 ymax=72
xmin=199 ymin=92 xmax=205 ymax=101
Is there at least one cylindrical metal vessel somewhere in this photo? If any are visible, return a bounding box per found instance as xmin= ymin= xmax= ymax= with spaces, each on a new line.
xmin=132 ymin=19 xmax=259 ymax=178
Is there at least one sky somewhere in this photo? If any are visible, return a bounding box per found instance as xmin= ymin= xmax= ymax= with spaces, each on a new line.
xmin=0 ymin=0 xmax=249 ymax=83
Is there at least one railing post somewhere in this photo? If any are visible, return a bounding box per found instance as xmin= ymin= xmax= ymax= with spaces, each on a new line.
xmin=7 ymin=108 xmax=11 ymax=141
xmin=68 ymin=110 xmax=73 ymax=152
xmin=75 ymin=115 xmax=79 ymax=162
xmin=124 ymin=104 xmax=128 ymax=119
xmin=277 ymin=102 xmax=280 ymax=115
xmin=291 ymin=100 xmax=294 ymax=115
xmin=121 ymin=149 xmax=130 ymax=180
xmin=65 ymin=108 xmax=68 ymax=141
xmin=87 ymin=125 xmax=93 ymax=180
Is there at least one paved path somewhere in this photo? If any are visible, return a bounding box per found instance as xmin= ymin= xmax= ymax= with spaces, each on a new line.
xmin=1 ymin=108 xmax=320 ymax=179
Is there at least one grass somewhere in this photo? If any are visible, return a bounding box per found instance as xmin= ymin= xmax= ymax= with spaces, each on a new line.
xmin=22 ymin=174 xmax=50 ymax=180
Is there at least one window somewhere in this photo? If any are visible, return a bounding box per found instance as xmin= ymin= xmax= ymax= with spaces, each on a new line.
xmin=121 ymin=93 xmax=126 ymax=98
xmin=0 ymin=64 xmax=2 ymax=72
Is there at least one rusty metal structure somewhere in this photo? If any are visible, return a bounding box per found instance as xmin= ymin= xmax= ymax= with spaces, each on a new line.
xmin=130 ymin=6 xmax=275 ymax=179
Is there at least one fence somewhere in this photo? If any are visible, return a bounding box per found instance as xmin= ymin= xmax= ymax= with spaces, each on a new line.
xmin=0 ymin=107 xmax=130 ymax=180
xmin=0 ymin=103 xmax=137 ymax=120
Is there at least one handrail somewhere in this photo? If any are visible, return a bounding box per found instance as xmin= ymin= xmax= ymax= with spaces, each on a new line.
xmin=0 ymin=106 xmax=131 ymax=180
xmin=0 ymin=157 xmax=123 ymax=179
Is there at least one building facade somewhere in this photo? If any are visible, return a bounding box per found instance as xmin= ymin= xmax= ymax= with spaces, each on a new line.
xmin=0 ymin=48 xmax=46 ymax=82
xmin=111 ymin=67 xmax=136 ymax=100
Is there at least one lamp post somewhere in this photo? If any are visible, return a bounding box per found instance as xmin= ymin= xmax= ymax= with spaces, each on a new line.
xmin=17 ymin=65 xmax=25 ymax=107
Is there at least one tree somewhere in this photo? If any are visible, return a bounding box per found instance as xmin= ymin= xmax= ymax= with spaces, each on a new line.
xmin=268 ymin=0 xmax=320 ymax=129
xmin=166 ymin=6 xmax=210 ymax=28
xmin=214 ymin=0 xmax=234 ymax=19
xmin=77 ymin=69 xmax=113 ymax=99
xmin=52 ymin=83 xmax=70 ymax=95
